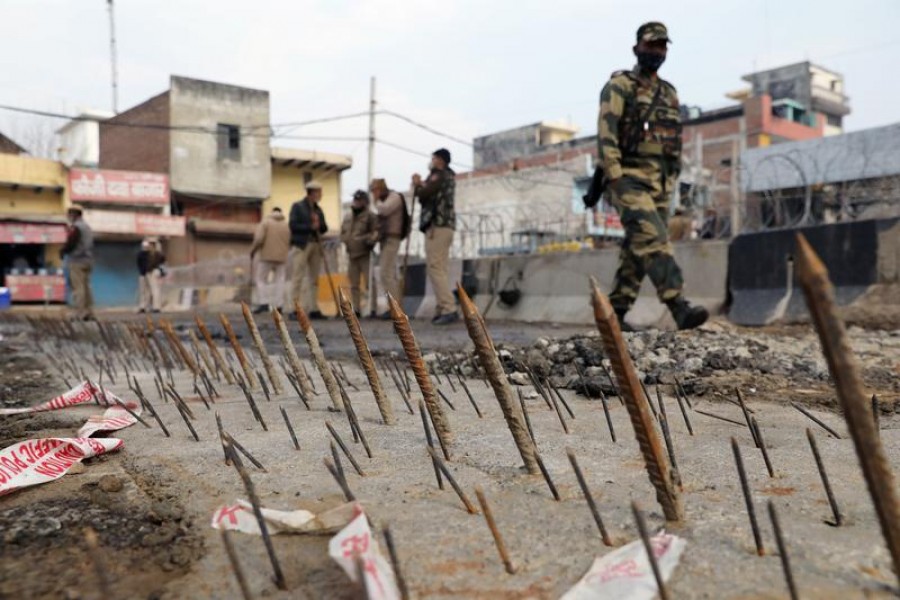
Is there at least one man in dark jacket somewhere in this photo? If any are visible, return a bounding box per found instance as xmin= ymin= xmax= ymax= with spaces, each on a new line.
xmin=289 ymin=181 xmax=328 ymax=318
xmin=412 ymin=148 xmax=458 ymax=325
xmin=137 ymin=238 xmax=165 ymax=313
xmin=61 ymin=205 xmax=95 ymax=321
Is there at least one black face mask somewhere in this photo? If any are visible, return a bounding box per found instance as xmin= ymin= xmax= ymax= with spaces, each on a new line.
xmin=351 ymin=206 xmax=364 ymax=215
xmin=636 ymin=51 xmax=665 ymax=73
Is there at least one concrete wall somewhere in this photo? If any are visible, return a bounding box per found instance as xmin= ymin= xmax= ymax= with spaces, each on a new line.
xmin=391 ymin=240 xmax=730 ymax=327
xmin=169 ymin=76 xmax=270 ymax=199
xmin=100 ymin=92 xmax=170 ymax=174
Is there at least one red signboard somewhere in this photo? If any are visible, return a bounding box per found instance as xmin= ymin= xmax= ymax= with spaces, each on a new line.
xmin=0 ymin=223 xmax=67 ymax=244
xmin=69 ymin=168 xmax=169 ymax=205
xmin=6 ymin=274 xmax=66 ymax=303
xmin=83 ymin=209 xmax=185 ymax=237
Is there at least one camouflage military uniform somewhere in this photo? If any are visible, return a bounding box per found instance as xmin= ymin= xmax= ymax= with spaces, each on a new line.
xmin=598 ymin=64 xmax=684 ymax=314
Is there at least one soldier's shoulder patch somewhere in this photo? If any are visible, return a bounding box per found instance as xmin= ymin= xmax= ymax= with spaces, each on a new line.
xmin=659 ymin=77 xmax=678 ymax=93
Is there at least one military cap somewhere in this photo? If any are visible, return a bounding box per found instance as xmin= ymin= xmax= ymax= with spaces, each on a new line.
xmin=305 ymin=180 xmax=323 ymax=190
xmin=637 ymin=22 xmax=671 ymax=43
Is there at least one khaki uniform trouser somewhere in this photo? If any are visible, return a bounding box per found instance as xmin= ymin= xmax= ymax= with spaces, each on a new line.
xmin=347 ymin=254 xmax=371 ymax=312
xmin=290 ymin=243 xmax=322 ymax=313
xmin=69 ymin=261 xmax=94 ymax=318
xmin=139 ymin=269 xmax=162 ymax=311
xmin=253 ymin=260 xmax=287 ymax=310
xmin=424 ymin=226 xmax=455 ymax=315
xmin=379 ymin=236 xmax=402 ymax=301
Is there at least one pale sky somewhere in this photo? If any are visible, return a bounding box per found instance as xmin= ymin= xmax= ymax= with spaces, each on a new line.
xmin=2 ymin=0 xmax=898 ymax=199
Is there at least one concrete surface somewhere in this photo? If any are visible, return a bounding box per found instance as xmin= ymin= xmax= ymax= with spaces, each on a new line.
xmin=0 ymin=314 xmax=898 ymax=598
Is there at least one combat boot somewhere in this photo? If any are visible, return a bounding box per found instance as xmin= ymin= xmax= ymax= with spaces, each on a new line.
xmin=614 ymin=308 xmax=635 ymax=333
xmin=666 ymin=297 xmax=709 ymax=331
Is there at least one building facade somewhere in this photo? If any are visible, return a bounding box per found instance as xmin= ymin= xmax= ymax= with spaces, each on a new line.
xmin=100 ymin=76 xmax=271 ymax=267
xmin=0 ymin=150 xmax=68 ymax=302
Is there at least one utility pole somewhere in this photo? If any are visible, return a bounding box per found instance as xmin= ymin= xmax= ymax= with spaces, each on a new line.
xmin=107 ymin=0 xmax=119 ymax=114
xmin=367 ymin=77 xmax=378 ymax=316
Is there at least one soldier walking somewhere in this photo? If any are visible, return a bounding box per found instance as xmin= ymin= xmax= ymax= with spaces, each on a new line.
xmin=61 ymin=205 xmax=95 ymax=321
xmin=371 ymin=178 xmax=408 ymax=316
xmin=597 ymin=21 xmax=708 ymax=330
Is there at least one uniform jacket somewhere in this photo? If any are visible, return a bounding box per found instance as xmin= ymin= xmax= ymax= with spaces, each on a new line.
xmin=417 ymin=167 xmax=456 ymax=231
xmin=340 ymin=208 xmax=379 ymax=259
xmin=289 ymin=198 xmax=328 ymax=248
xmin=137 ymin=249 xmax=165 ymax=275
xmin=598 ymin=65 xmax=682 ymax=198
xmin=251 ymin=211 xmax=291 ymax=262
xmin=62 ymin=219 xmax=94 ymax=264
xmin=375 ymin=190 xmax=405 ymax=238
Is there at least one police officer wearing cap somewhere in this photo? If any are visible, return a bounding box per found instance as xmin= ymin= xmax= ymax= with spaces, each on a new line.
xmin=289 ymin=180 xmax=329 ymax=318
xmin=340 ymin=189 xmax=379 ymax=316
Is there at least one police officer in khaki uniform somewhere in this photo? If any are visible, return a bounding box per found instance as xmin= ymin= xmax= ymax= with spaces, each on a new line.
xmin=598 ymin=21 xmax=708 ymax=330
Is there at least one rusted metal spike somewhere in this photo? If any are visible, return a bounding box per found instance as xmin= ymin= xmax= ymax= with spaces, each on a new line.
xmin=196 ymin=315 xmax=234 ymax=385
xmin=256 ymin=369 xmax=271 ymax=401
xmin=517 ymin=389 xmax=535 ymax=443
xmin=216 ymin=412 xmax=232 ymax=466
xmin=226 ymin=445 xmax=287 ymax=591
xmin=534 ymin=449 xmax=560 ymax=501
xmin=639 ymin=380 xmax=658 ymax=420
xmin=83 ymin=528 xmax=113 ymax=597
xmin=330 ymin=441 xmax=346 ymax=483
xmin=193 ymin=379 xmax=211 ymax=410
xmin=524 ymin=366 xmax=553 ymax=411
xmin=736 ymin=389 xmax=760 ymax=447
xmin=672 ymin=384 xmax=694 ymax=436
xmin=220 ymin=530 xmax=254 ymax=600
xmin=220 ymin=313 xmax=258 ymax=389
xmin=790 ymin=402 xmax=842 ymax=439
xmin=174 ymin=401 xmax=200 ymax=442
xmin=427 ymin=447 xmax=478 ymax=514
xmin=382 ymin=527 xmax=411 ymax=600
xmin=272 ymin=307 xmax=314 ymax=400
xmin=236 ymin=377 xmax=268 ymax=431
xmin=599 ymin=388 xmax=617 ymax=443
xmin=460 ymin=378 xmax=483 ymax=418
xmin=655 ymin=388 xmax=681 ymax=487
xmin=548 ymin=378 xmax=575 ymax=419
xmin=325 ymin=421 xmax=366 ymax=476
xmin=279 ymin=406 xmax=300 ymax=451
xmin=341 ymin=384 xmax=373 ymax=459
xmin=437 ymin=388 xmax=456 ymax=411
xmin=294 ymin=301 xmax=343 ymax=411
xmin=285 ymin=371 xmax=312 ymax=410
xmin=241 ymin=302 xmax=283 ymax=395
xmin=338 ymin=289 xmax=395 ymax=425
xmin=188 ymin=328 xmax=216 ymax=380
xmin=112 ymin=397 xmax=152 ymax=429
xmin=137 ymin=385 xmax=170 ymax=438
xmin=589 ymin=277 xmax=683 ymax=522
xmin=806 ymin=428 xmax=843 ymax=526
xmin=160 ymin=319 xmax=199 ymax=375
xmin=387 ymin=366 xmax=415 ymax=415
xmin=387 ymin=293 xmax=453 ymax=453
xmin=324 ymin=457 xmax=356 ymax=502
xmin=419 ymin=400 xmax=445 ymax=490
xmin=222 ymin=431 xmax=266 ymax=472
xmin=567 ymin=449 xmax=613 ymax=546
xmin=732 ymin=437 xmax=764 ymax=556
xmin=768 ymin=501 xmax=799 ymax=600
xmin=751 ymin=417 xmax=775 ymax=478
xmin=455 ymin=286 xmax=539 ymax=475
xmin=631 ymin=502 xmax=671 ymax=600
xmin=694 ymin=409 xmax=744 ymax=427
xmin=474 ymin=487 xmax=515 ymax=574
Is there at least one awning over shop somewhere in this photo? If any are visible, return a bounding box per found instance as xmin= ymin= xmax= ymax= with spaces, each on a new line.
xmin=188 ymin=218 xmax=256 ymax=239
xmin=0 ymin=221 xmax=67 ymax=244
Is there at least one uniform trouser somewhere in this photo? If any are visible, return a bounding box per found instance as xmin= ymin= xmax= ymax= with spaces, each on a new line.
xmin=424 ymin=226 xmax=456 ymax=315
xmin=290 ymin=243 xmax=322 ymax=313
xmin=379 ymin=236 xmax=402 ymax=301
xmin=347 ymin=254 xmax=371 ymax=312
xmin=69 ymin=262 xmax=94 ymax=318
xmin=139 ymin=269 xmax=162 ymax=311
xmin=254 ymin=260 xmax=286 ymax=310
xmin=608 ymin=178 xmax=684 ymax=312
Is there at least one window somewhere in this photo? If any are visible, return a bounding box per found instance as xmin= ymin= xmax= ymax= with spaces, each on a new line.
xmin=217 ymin=123 xmax=241 ymax=160
xmin=826 ymin=114 xmax=842 ymax=127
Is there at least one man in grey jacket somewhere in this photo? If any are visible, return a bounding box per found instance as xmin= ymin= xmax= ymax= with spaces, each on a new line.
xmin=61 ymin=205 xmax=95 ymax=321
xmin=371 ymin=178 xmax=406 ymax=315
